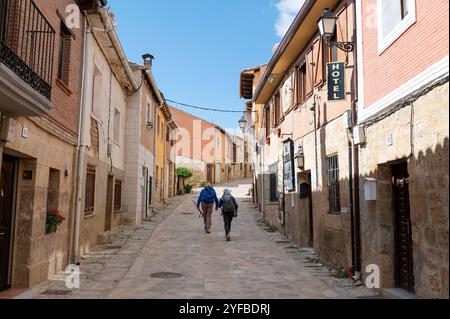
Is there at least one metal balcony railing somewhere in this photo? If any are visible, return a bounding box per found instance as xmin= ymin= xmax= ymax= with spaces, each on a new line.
xmin=0 ymin=0 xmax=55 ymax=99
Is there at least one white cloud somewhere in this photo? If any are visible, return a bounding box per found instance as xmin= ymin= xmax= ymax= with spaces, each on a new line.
xmin=275 ymin=0 xmax=306 ymax=38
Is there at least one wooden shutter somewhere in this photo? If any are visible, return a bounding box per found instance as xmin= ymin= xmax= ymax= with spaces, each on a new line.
xmin=84 ymin=166 xmax=96 ymax=215
xmin=293 ymin=67 xmax=299 ymax=106
xmin=298 ymin=61 xmax=306 ymax=104
xmin=314 ymin=38 xmax=324 ymax=85
xmin=336 ymin=7 xmax=348 ymax=62
xmin=305 ymin=49 xmax=314 ymax=96
xmin=265 ymin=105 xmax=270 ymax=136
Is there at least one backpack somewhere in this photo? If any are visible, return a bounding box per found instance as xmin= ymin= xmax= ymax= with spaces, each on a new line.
xmin=221 ymin=194 xmax=235 ymax=213
xmin=202 ymin=187 xmax=216 ymax=203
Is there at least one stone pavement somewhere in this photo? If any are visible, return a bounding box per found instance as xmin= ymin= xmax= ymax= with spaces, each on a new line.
xmin=20 ymin=179 xmax=381 ymax=299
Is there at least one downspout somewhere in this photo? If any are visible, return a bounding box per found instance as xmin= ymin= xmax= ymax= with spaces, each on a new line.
xmin=152 ymin=100 xmax=158 ymax=210
xmin=72 ymin=20 xmax=92 ymax=264
xmin=352 ymin=0 xmax=362 ymax=280
xmin=162 ymin=120 xmax=167 ymax=202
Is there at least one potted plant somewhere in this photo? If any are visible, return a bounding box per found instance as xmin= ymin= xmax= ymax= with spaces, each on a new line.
xmin=46 ymin=208 xmax=65 ymax=234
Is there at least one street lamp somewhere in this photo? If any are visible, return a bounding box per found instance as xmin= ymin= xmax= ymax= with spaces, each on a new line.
xmin=317 ymin=8 xmax=354 ymax=52
xmin=239 ymin=115 xmax=247 ymax=133
xmin=295 ymin=146 xmax=305 ymax=171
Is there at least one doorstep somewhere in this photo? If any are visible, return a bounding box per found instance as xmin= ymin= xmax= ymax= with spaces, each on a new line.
xmin=381 ymin=288 xmax=416 ymax=299
xmin=0 ymin=288 xmax=29 ymax=299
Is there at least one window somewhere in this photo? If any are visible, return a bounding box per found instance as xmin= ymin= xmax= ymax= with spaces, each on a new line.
xmin=377 ymin=0 xmax=416 ymax=53
xmin=274 ymin=93 xmax=281 ymax=125
xmin=296 ymin=62 xmax=307 ymax=104
xmin=85 ymin=166 xmax=96 ymax=215
xmin=114 ymin=180 xmax=122 ymax=211
xmin=327 ymin=155 xmax=341 ymax=213
xmin=57 ymin=22 xmax=71 ymax=83
xmin=265 ymin=104 xmax=271 ymax=137
xmin=114 ymin=108 xmax=120 ymax=144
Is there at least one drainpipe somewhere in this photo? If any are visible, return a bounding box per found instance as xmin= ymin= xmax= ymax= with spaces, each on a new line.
xmin=72 ymin=20 xmax=92 ymax=264
xmin=352 ymin=0 xmax=362 ymax=280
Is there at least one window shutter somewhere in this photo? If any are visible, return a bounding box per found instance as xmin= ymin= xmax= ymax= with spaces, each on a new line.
xmin=293 ymin=67 xmax=299 ymax=106
xmin=336 ymin=7 xmax=348 ymax=62
xmin=305 ymin=49 xmax=314 ymax=96
xmin=314 ymin=38 xmax=324 ymax=84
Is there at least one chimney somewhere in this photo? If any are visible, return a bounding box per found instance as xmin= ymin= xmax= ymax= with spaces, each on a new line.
xmin=142 ymin=53 xmax=155 ymax=69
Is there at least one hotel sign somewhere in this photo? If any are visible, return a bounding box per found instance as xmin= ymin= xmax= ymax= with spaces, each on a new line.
xmin=327 ymin=62 xmax=346 ymax=101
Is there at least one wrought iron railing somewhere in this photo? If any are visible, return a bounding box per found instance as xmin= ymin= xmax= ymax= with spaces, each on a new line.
xmin=0 ymin=0 xmax=55 ymax=99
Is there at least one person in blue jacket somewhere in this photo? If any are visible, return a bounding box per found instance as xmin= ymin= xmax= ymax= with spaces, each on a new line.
xmin=196 ymin=183 xmax=219 ymax=233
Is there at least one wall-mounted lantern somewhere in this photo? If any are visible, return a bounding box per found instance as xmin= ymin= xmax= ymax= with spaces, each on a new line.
xmin=318 ymin=8 xmax=354 ymax=52
xmin=238 ymin=115 xmax=247 ymax=133
xmin=295 ymin=146 xmax=305 ymax=170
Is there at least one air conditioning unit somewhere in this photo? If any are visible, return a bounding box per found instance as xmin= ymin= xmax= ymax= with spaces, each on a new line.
xmin=353 ymin=125 xmax=366 ymax=145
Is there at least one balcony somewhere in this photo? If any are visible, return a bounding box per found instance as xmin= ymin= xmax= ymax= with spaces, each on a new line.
xmin=0 ymin=0 xmax=54 ymax=116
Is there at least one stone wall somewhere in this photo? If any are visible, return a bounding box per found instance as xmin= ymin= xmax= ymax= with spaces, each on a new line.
xmin=4 ymin=118 xmax=75 ymax=288
xmin=359 ymin=81 xmax=449 ymax=298
xmin=78 ymin=156 xmax=124 ymax=257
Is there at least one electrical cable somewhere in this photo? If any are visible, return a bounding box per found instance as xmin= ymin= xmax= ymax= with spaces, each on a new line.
xmin=165 ymin=99 xmax=244 ymax=113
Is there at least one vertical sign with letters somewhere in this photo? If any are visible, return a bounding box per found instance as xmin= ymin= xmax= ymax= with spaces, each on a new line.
xmin=327 ymin=62 xmax=346 ymax=101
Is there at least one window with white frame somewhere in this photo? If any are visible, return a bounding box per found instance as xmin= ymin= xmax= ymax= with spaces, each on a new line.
xmin=377 ymin=0 xmax=416 ymax=54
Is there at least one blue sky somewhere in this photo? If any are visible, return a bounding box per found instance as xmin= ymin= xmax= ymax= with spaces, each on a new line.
xmin=108 ymin=0 xmax=304 ymax=129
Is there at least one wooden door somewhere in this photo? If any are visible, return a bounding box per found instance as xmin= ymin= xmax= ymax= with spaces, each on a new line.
xmin=392 ymin=162 xmax=415 ymax=293
xmin=0 ymin=154 xmax=17 ymax=291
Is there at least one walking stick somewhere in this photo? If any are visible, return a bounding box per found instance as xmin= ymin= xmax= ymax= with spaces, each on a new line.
xmin=192 ymin=200 xmax=204 ymax=218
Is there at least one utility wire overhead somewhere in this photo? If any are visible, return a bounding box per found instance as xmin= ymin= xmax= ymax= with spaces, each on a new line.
xmin=166 ymin=99 xmax=244 ymax=113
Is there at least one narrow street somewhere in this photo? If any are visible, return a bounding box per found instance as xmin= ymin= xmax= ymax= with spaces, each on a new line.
xmin=19 ymin=180 xmax=379 ymax=299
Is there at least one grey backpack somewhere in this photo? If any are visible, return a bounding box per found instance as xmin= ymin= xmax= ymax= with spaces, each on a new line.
xmin=221 ymin=194 xmax=235 ymax=213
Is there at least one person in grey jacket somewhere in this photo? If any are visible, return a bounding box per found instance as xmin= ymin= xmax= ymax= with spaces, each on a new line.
xmin=218 ymin=189 xmax=238 ymax=241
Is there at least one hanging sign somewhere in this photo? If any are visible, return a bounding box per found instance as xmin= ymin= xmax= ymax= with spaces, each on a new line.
xmin=327 ymin=62 xmax=346 ymax=101
xmin=283 ymin=139 xmax=295 ymax=192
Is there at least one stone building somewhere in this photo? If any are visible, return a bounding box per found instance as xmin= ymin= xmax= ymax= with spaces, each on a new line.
xmin=0 ymin=0 xmax=84 ymax=289
xmin=243 ymin=0 xmax=358 ymax=268
xmin=73 ymin=4 xmax=138 ymax=258
xmin=355 ymin=0 xmax=448 ymax=298
xmin=170 ymin=106 xmax=240 ymax=187
xmin=241 ymin=0 xmax=449 ymax=299
xmin=154 ymin=97 xmax=177 ymax=206
xmin=122 ymin=56 xmax=162 ymax=225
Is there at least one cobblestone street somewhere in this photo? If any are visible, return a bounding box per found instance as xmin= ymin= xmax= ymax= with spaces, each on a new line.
xmin=19 ymin=180 xmax=380 ymax=299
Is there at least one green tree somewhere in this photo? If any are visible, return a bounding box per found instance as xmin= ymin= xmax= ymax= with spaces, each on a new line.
xmin=176 ymin=167 xmax=193 ymax=192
